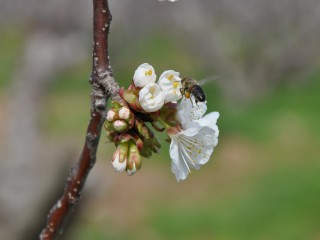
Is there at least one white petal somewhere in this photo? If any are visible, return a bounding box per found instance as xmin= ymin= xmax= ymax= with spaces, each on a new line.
xmin=195 ymin=112 xmax=220 ymax=137
xmin=181 ymin=97 xmax=206 ymax=118
xmin=170 ymin=140 xmax=190 ymax=181
xmin=133 ymin=63 xmax=156 ymax=88
xmin=111 ymin=152 xmax=127 ymax=172
xmin=180 ymin=126 xmax=216 ymax=165
xmin=159 ymin=70 xmax=180 ymax=81
xmin=169 ymin=125 xmax=218 ymax=181
xmin=177 ymin=98 xmax=207 ymax=129
xmin=139 ymin=83 xmax=165 ymax=112
xmin=159 ymin=78 xmax=182 ymax=102
xmin=158 ymin=70 xmax=182 ymax=103
xmin=126 ymin=165 xmax=137 ymax=176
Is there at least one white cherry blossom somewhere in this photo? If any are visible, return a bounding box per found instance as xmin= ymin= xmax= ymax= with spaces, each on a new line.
xmin=133 ymin=63 xmax=156 ymax=88
xmin=139 ymin=82 xmax=165 ymax=112
xmin=169 ymin=98 xmax=219 ymax=181
xmin=158 ymin=70 xmax=182 ymax=103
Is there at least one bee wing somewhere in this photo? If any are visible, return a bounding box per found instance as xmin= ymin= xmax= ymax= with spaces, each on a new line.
xmin=198 ymin=76 xmax=219 ymax=87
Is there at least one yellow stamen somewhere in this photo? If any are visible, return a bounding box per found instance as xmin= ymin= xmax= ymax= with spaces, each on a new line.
xmin=145 ymin=69 xmax=153 ymax=76
xmin=185 ymin=92 xmax=190 ymax=98
xmin=173 ymin=81 xmax=180 ymax=88
xmin=149 ymin=86 xmax=155 ymax=98
xmin=168 ymin=75 xmax=174 ymax=80
xmin=149 ymin=86 xmax=155 ymax=94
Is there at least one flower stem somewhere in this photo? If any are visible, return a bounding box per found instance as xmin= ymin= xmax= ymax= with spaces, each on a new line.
xmin=157 ymin=117 xmax=172 ymax=130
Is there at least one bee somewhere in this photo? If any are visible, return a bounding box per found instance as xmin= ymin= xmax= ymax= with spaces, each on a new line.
xmin=180 ymin=77 xmax=206 ymax=105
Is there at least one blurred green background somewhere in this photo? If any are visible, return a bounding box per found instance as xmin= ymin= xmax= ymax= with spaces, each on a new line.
xmin=1 ymin=1 xmax=320 ymax=240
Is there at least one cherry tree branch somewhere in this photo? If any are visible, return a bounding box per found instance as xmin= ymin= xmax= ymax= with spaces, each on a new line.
xmin=39 ymin=0 xmax=118 ymax=239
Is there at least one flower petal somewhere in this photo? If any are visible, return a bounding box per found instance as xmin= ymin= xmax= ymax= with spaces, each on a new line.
xmin=180 ymin=126 xmax=217 ymax=165
xmin=195 ymin=111 xmax=220 ymax=137
xmin=169 ymin=125 xmax=218 ymax=181
xmin=170 ymin=139 xmax=190 ymax=181
xmin=177 ymin=97 xmax=207 ymax=128
xmin=139 ymin=83 xmax=165 ymax=112
xmin=158 ymin=70 xmax=182 ymax=103
xmin=133 ymin=63 xmax=156 ymax=88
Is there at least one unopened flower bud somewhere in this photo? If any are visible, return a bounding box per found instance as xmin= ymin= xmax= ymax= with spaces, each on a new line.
xmin=126 ymin=143 xmax=142 ymax=176
xmin=140 ymin=147 xmax=152 ymax=158
xmin=119 ymin=87 xmax=143 ymax=112
xmin=106 ymin=109 xmax=117 ymax=122
xmin=133 ymin=63 xmax=156 ymax=88
xmin=116 ymin=133 xmax=133 ymax=143
xmin=128 ymin=116 xmax=135 ymax=129
xmin=113 ymin=120 xmax=128 ymax=133
xmin=133 ymin=135 xmax=144 ymax=151
xmin=104 ymin=121 xmax=114 ymax=132
xmin=118 ymin=107 xmax=130 ymax=120
xmin=105 ymin=129 xmax=117 ymax=141
xmin=111 ymin=142 xmax=129 ymax=172
xmin=135 ymin=119 xmax=150 ymax=140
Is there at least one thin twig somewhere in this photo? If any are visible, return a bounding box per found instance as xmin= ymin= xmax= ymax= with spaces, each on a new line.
xmin=39 ymin=0 xmax=118 ymax=239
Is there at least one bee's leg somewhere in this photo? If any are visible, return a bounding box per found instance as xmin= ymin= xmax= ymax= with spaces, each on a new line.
xmin=180 ymin=87 xmax=185 ymax=98
xmin=190 ymin=97 xmax=194 ymax=107
xmin=180 ymin=87 xmax=194 ymax=106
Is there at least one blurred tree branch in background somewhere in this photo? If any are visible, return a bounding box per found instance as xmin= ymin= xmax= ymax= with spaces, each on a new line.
xmin=39 ymin=0 xmax=119 ymax=239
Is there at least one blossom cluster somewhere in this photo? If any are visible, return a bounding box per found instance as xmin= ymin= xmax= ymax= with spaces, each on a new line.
xmin=104 ymin=63 xmax=219 ymax=181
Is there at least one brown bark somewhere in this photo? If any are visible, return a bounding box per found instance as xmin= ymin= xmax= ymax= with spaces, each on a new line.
xmin=39 ymin=0 xmax=118 ymax=239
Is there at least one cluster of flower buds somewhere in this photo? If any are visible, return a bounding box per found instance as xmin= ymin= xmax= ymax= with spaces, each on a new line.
xmin=105 ymin=63 xmax=220 ymax=181
xmin=104 ymin=99 xmax=161 ymax=175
